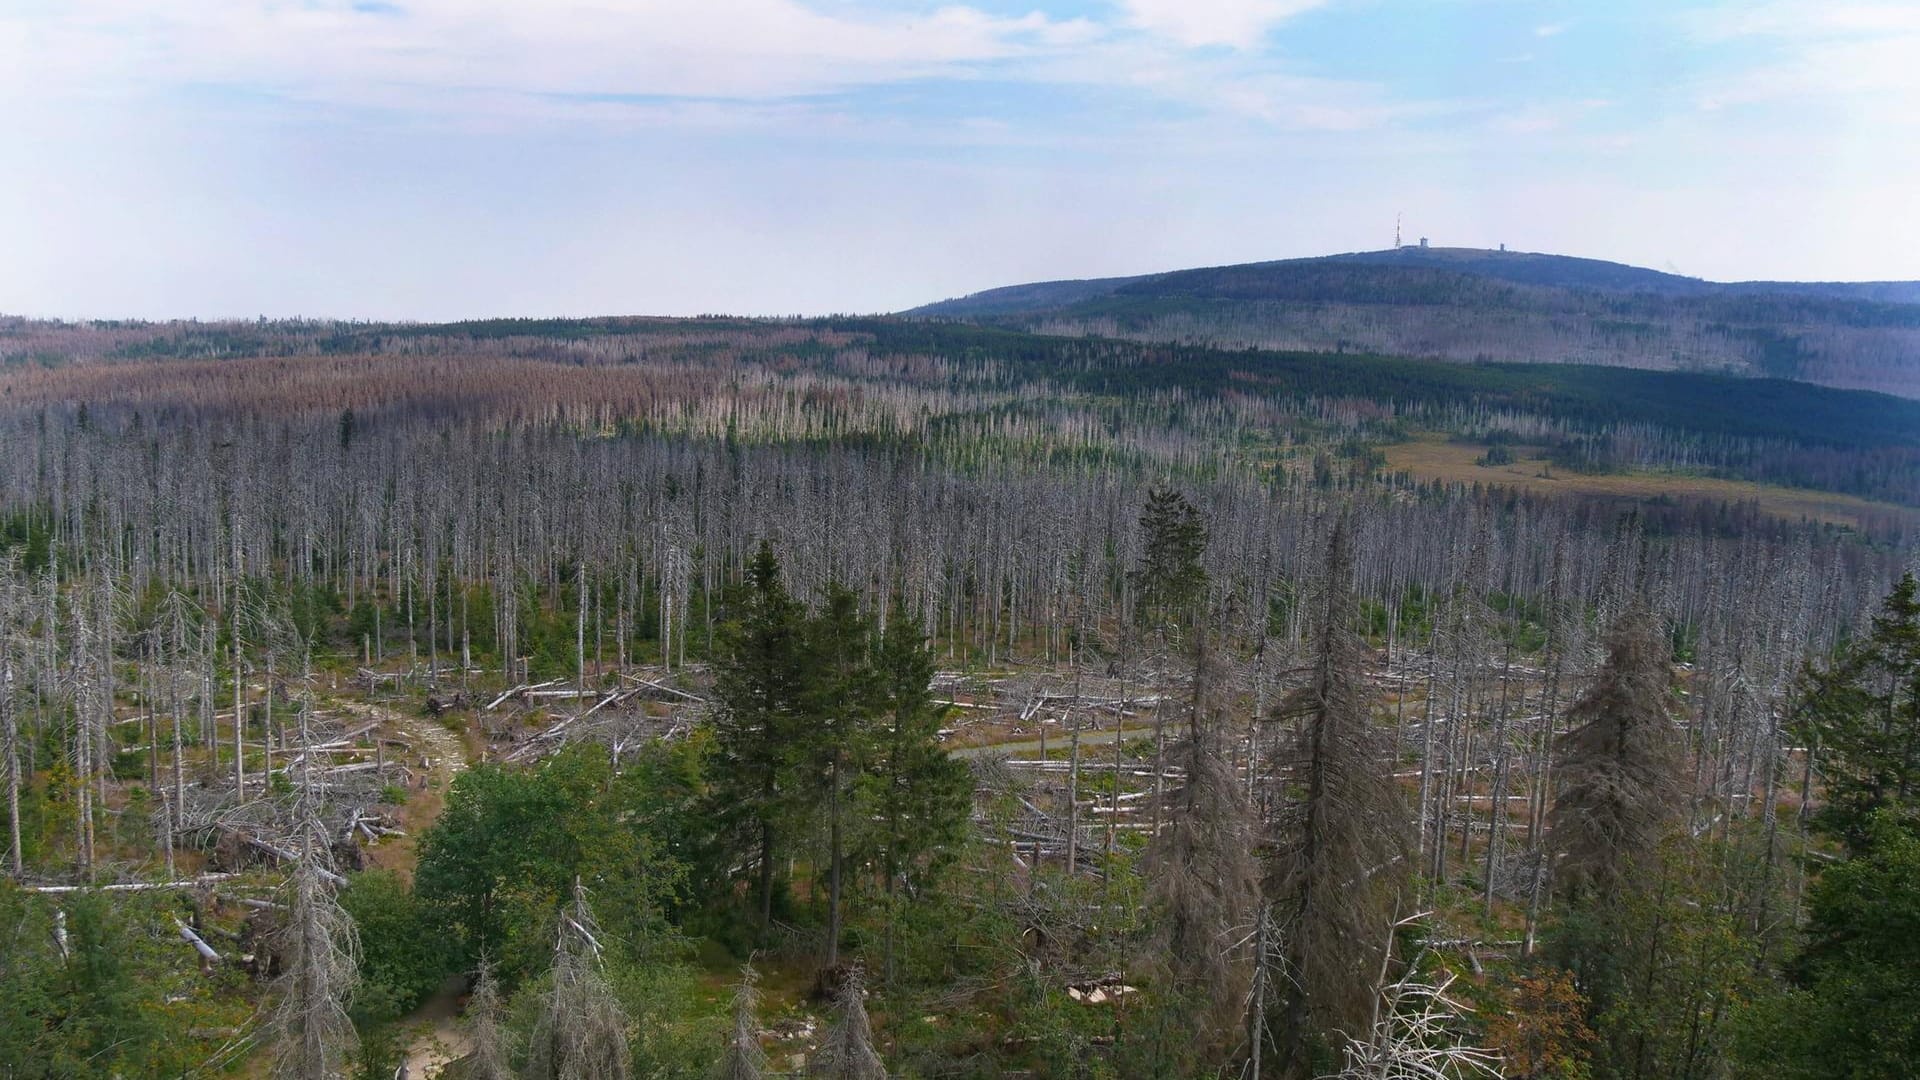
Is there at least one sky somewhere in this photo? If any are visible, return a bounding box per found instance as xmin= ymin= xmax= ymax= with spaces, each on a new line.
xmin=2 ymin=0 xmax=1918 ymax=320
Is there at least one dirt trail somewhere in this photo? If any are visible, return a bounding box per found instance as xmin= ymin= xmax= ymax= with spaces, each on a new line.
xmin=331 ymin=697 xmax=468 ymax=880
xmin=332 ymin=695 xmax=473 ymax=1078
xmin=397 ymin=975 xmax=475 ymax=1079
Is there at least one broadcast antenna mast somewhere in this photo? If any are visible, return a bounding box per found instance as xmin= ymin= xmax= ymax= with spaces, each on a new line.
xmin=1394 ymin=212 xmax=1403 ymax=249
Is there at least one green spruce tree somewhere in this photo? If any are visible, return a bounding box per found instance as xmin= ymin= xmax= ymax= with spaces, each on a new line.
xmin=867 ymin=607 xmax=971 ymax=984
xmin=804 ymin=584 xmax=880 ymax=971
xmin=1132 ymin=488 xmax=1209 ymax=636
xmin=1796 ymin=572 xmax=1920 ymax=849
xmin=709 ymin=542 xmax=811 ymax=929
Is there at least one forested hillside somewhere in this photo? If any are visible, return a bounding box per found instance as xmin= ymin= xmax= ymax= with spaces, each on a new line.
xmin=909 ymin=248 xmax=1920 ymax=398
xmin=1 ymin=312 xmax=1917 ymax=1078
xmin=10 ymin=313 xmax=1920 ymax=505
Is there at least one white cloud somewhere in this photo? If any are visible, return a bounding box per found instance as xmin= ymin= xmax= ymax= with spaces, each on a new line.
xmin=1117 ymin=0 xmax=1327 ymax=50
xmin=1683 ymin=1 xmax=1920 ymax=120
xmin=1020 ymin=30 xmax=1448 ymax=133
xmin=0 ymin=0 xmax=1440 ymax=141
xmin=1687 ymin=1 xmax=1920 ymax=41
xmin=0 ymin=0 xmax=1098 ymax=107
xmin=0 ymin=0 xmax=1422 ymax=137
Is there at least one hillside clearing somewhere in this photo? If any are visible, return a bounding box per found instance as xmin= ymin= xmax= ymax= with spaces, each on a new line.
xmin=1382 ymin=435 xmax=1917 ymax=531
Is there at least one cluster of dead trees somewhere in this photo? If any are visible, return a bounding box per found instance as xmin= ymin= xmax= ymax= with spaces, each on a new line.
xmin=994 ymin=493 xmax=1841 ymax=1078
xmin=0 ymin=318 xmax=1913 ymax=1078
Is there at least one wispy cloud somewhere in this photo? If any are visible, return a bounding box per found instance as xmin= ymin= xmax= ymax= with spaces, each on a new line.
xmin=1 ymin=0 xmax=1422 ymax=136
xmin=3 ymin=0 xmax=1914 ymax=319
xmin=1687 ymin=0 xmax=1920 ymax=40
xmin=1684 ymin=1 xmax=1920 ymax=118
xmin=1117 ymin=0 xmax=1328 ymax=50
xmin=0 ymin=1 xmax=1094 ymax=106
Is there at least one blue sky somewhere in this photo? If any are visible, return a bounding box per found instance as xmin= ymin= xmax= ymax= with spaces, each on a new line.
xmin=2 ymin=0 xmax=1917 ymax=319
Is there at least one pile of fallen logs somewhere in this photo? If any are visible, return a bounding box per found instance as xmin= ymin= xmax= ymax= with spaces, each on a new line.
xmin=484 ymin=667 xmax=708 ymax=763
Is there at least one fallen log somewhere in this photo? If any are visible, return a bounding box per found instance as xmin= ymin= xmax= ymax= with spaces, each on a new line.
xmin=23 ymin=873 xmax=240 ymax=894
xmin=618 ymin=673 xmax=707 ymax=703
xmin=486 ymin=679 xmax=562 ymax=710
xmin=236 ymin=833 xmax=349 ymax=887
xmin=175 ymin=917 xmax=221 ymax=963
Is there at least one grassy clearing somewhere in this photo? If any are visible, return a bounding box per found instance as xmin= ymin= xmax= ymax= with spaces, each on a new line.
xmin=1382 ymin=435 xmax=1917 ymax=531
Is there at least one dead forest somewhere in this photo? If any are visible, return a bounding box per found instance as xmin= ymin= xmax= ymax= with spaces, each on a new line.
xmin=1 ymin=315 xmax=1917 ymax=1079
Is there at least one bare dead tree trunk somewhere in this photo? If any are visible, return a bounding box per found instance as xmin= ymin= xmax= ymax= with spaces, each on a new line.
xmin=1066 ymin=705 xmax=1082 ymax=876
xmin=144 ymin=650 xmax=158 ymax=793
xmin=1415 ymin=645 xmax=1440 ymax=879
xmin=659 ymin=543 xmax=673 ymax=674
xmin=168 ymin=601 xmax=188 ymax=821
xmin=263 ymin=651 xmax=274 ymax=780
xmin=529 ymin=883 xmax=633 ymax=1080
xmin=202 ymin=627 xmax=217 ymax=783
xmin=428 ymin=568 xmax=439 ymax=688
xmin=465 ymin=961 xmax=516 ymax=1080
xmin=407 ymin=564 xmax=417 ymax=673
xmin=1752 ymin=699 xmax=1786 ymax=964
xmin=718 ymin=964 xmax=769 ymax=1080
xmin=94 ymin=571 xmax=115 ymax=820
xmin=576 ymin=562 xmax=587 ymax=703
xmin=1151 ymin=694 xmax=1167 ymax=838
xmin=4 ymin=654 xmax=20 ymax=880
xmin=232 ymin=570 xmax=246 ymax=797
xmin=1248 ymin=901 xmax=1272 ymax=1079
xmin=71 ymin=596 xmax=97 ymax=879
xmin=272 ymin=682 xmax=360 ymax=1080
xmin=1482 ymin=641 xmax=1515 ymax=916
xmin=461 ymin=582 xmax=472 ymax=693
xmin=159 ymin=785 xmax=176 ymax=878
xmin=810 ymin=967 xmax=886 ymax=1080
xmin=1105 ymin=694 xmax=1121 ymax=896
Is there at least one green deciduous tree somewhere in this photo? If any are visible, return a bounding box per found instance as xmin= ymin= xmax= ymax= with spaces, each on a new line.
xmin=342 ymin=869 xmax=447 ymax=1016
xmin=341 ymin=869 xmax=447 ymax=1080
xmin=416 ymin=745 xmax=681 ymax=980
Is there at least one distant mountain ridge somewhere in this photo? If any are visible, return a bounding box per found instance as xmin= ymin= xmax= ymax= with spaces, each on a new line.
xmin=908 ymin=247 xmax=1920 ymax=316
xmin=903 ymin=247 xmax=1920 ymax=398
